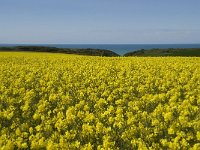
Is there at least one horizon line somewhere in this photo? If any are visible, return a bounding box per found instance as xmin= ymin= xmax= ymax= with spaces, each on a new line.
xmin=1 ymin=43 xmax=200 ymax=45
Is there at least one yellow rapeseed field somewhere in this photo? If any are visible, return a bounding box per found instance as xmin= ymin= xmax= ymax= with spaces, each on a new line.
xmin=0 ymin=52 xmax=200 ymax=149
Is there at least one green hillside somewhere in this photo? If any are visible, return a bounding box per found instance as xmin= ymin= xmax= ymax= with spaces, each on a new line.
xmin=0 ymin=46 xmax=119 ymax=57
xmin=124 ymin=48 xmax=200 ymax=57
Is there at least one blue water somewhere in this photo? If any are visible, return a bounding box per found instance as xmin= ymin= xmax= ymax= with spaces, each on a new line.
xmin=0 ymin=44 xmax=200 ymax=55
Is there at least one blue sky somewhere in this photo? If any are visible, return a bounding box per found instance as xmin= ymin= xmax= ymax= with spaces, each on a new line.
xmin=0 ymin=0 xmax=200 ymax=44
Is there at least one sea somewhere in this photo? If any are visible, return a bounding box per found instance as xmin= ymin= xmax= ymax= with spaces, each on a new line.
xmin=0 ymin=44 xmax=200 ymax=55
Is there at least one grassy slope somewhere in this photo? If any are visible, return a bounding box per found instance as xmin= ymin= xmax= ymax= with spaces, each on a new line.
xmin=124 ymin=48 xmax=200 ymax=57
xmin=0 ymin=46 xmax=120 ymax=57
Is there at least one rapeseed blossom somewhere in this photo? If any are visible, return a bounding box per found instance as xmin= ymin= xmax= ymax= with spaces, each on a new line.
xmin=0 ymin=52 xmax=199 ymax=149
